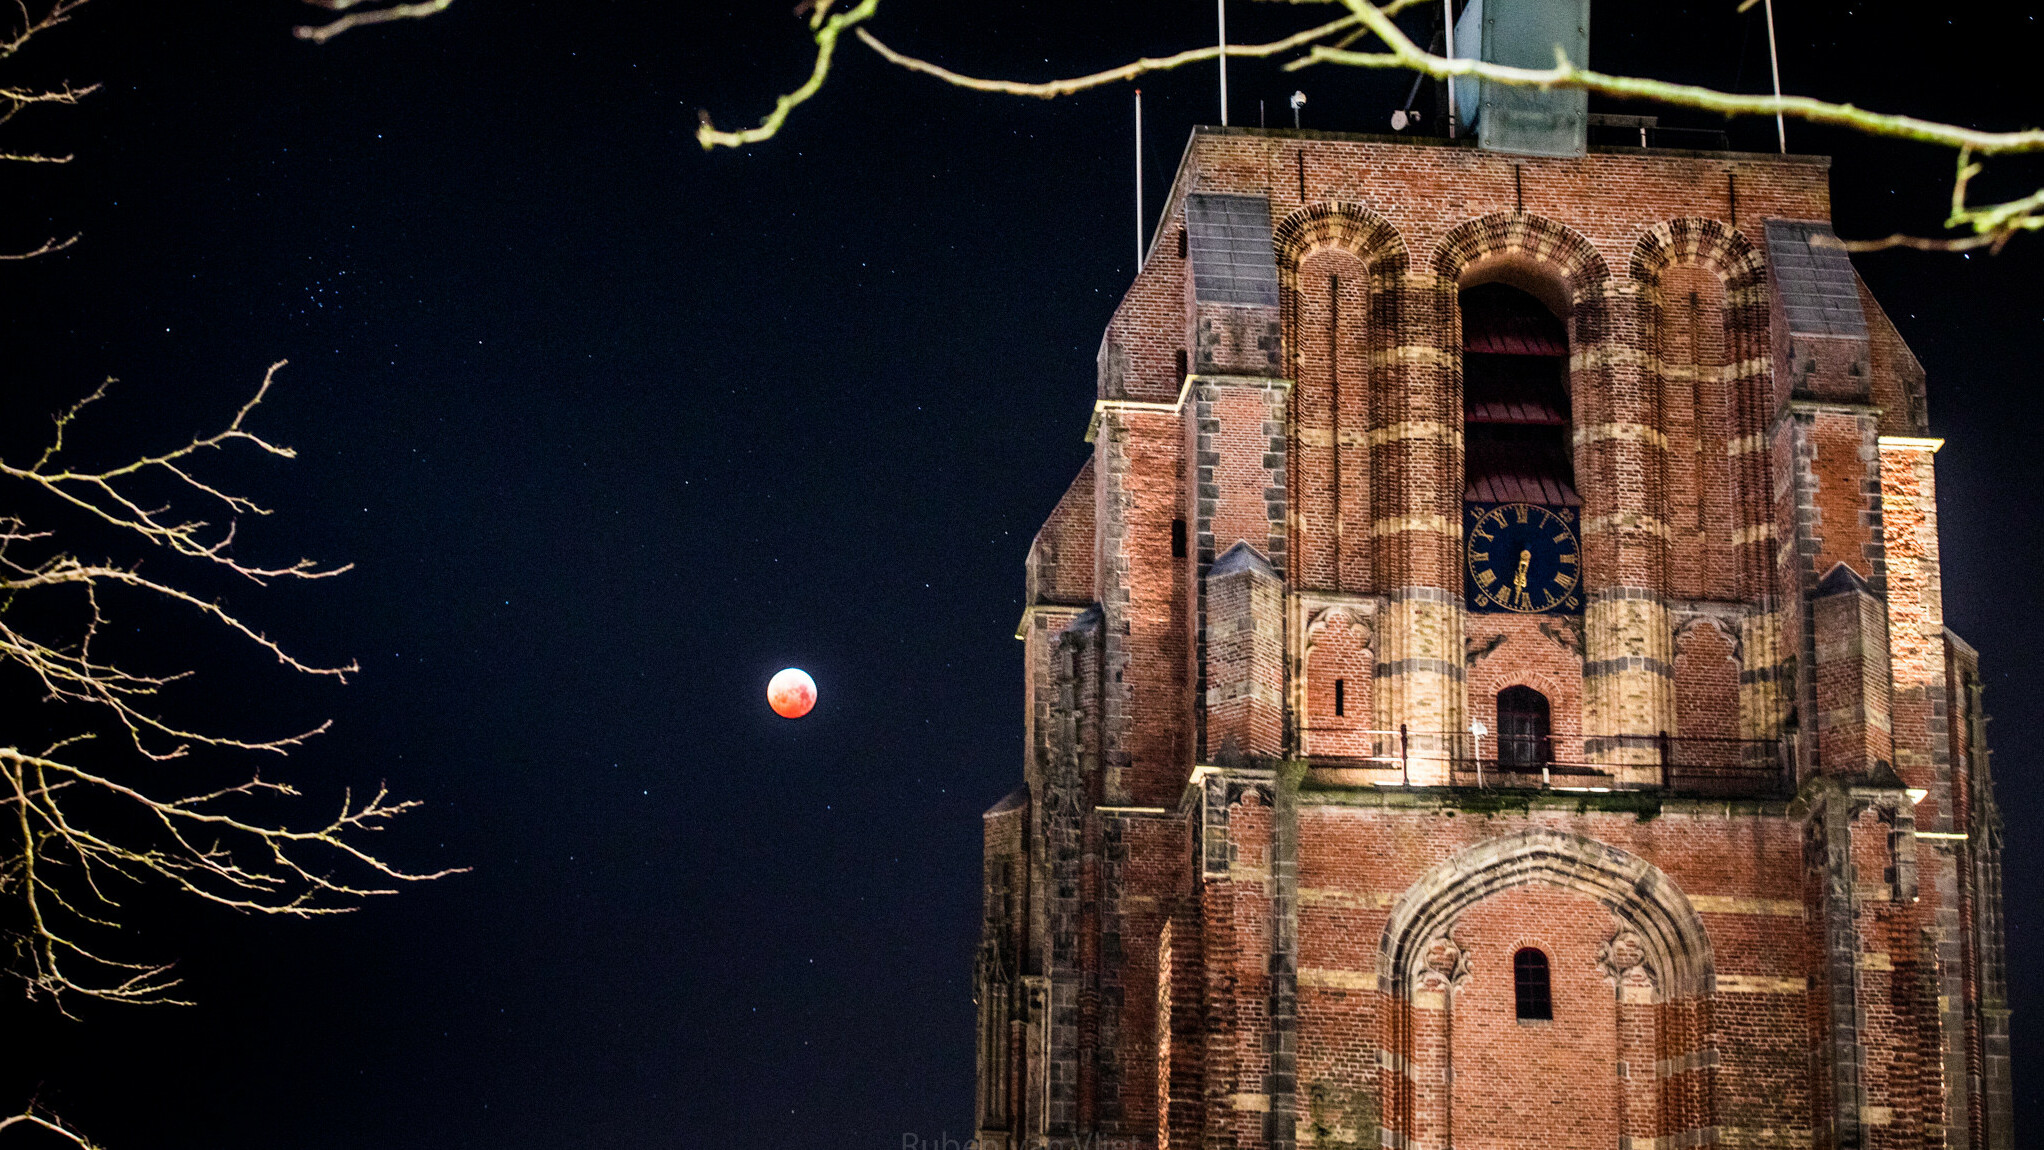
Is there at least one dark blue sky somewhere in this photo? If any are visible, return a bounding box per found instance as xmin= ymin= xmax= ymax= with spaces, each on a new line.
xmin=3 ymin=2 xmax=2041 ymax=1147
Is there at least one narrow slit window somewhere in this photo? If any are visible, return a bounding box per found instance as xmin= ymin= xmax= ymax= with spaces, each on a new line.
xmin=1171 ymin=518 xmax=1188 ymax=559
xmin=1514 ymin=948 xmax=1553 ymax=1021
xmin=1334 ymin=678 xmax=1346 ymax=717
xmin=1175 ymin=348 xmax=1189 ymax=380
xmin=1178 ymin=229 xmax=1189 ymax=259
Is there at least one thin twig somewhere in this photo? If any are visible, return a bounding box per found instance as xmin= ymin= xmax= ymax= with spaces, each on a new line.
xmin=0 ymin=370 xmax=461 ymax=1006
xmin=697 ymin=0 xmax=880 ymax=150
xmin=857 ymin=11 xmax=1372 ymax=100
xmin=294 ymin=0 xmax=455 ymax=44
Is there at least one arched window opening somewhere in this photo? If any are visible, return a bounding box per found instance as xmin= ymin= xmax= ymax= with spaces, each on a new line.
xmin=1514 ymin=947 xmax=1553 ymax=1021
xmin=1496 ymin=685 xmax=1552 ymax=768
xmin=1461 ymin=283 xmax=1577 ymax=507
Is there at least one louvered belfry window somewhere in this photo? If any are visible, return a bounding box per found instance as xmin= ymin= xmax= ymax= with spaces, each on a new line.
xmin=1462 ymin=283 xmax=1578 ymax=507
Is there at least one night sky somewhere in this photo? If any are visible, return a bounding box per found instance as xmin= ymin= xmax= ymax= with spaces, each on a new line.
xmin=3 ymin=2 xmax=2041 ymax=1147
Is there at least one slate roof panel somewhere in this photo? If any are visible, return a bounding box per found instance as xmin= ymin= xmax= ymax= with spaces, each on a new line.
xmin=1765 ymin=219 xmax=1868 ymax=338
xmin=1186 ymin=193 xmax=1281 ymax=307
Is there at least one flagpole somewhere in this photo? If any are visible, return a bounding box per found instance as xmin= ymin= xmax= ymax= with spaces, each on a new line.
xmin=1763 ymin=0 xmax=1786 ymax=151
xmin=1442 ymin=0 xmax=1458 ymax=138
xmin=1217 ymin=0 xmax=1229 ymax=127
xmin=1135 ymin=89 xmax=1146 ymax=271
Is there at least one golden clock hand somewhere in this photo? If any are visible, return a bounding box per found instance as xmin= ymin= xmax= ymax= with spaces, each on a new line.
xmin=1513 ymin=548 xmax=1532 ymax=592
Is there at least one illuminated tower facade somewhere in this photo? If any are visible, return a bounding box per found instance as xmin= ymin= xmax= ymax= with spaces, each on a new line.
xmin=973 ymin=48 xmax=2012 ymax=1150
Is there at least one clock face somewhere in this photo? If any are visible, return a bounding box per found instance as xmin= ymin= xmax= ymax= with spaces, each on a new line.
xmin=1465 ymin=502 xmax=1582 ymax=615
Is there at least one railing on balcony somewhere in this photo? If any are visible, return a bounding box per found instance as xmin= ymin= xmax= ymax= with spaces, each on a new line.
xmin=1304 ymin=727 xmax=1794 ymax=800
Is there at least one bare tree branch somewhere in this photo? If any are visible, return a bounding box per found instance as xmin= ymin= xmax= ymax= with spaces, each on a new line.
xmin=281 ymin=0 xmax=2044 ymax=252
xmin=0 ymin=234 xmax=76 ymax=259
xmin=0 ymin=362 xmax=353 ymax=583
xmin=1295 ymin=0 xmax=2044 ymax=156
xmin=840 ymin=0 xmax=2042 ymax=253
xmin=855 ymin=10 xmax=1383 ymax=101
xmin=0 ymin=368 xmax=464 ymax=1010
xmin=0 ymin=0 xmax=87 ymax=62
xmin=293 ymin=0 xmax=454 ymax=44
xmin=695 ymin=0 xmax=881 ymax=151
xmin=1 ymin=1 xmax=96 ymax=270
xmin=0 ymin=1107 xmax=100 ymax=1150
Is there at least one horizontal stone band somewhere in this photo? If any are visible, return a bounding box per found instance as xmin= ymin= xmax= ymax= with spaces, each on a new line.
xmin=1654 ymin=356 xmax=1767 ymax=384
xmin=1581 ymin=512 xmax=1672 ymax=540
xmin=1570 ymin=344 xmax=1649 ymax=372
xmin=1388 ymin=585 xmax=1461 ymax=605
xmin=1717 ymin=974 xmax=1806 ymax=994
xmin=1585 ymin=656 xmax=1675 ymax=679
xmin=1689 ymin=895 xmax=1804 ymax=918
xmin=1370 ymin=514 xmax=1458 ymax=539
xmin=1299 ymin=967 xmax=1376 ymax=991
xmin=1374 ymin=657 xmax=1465 ymax=681
xmin=1575 ymin=421 xmax=1670 ymax=451
xmin=1620 ymin=1127 xmax=1723 ymax=1150
xmin=1656 ymin=1049 xmax=1723 ymax=1078
xmin=1370 ymin=345 xmax=1456 ymax=369
xmin=1366 ymin=421 xmax=1459 ymax=448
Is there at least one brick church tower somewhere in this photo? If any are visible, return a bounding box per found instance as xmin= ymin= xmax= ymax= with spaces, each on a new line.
xmin=973 ymin=16 xmax=2013 ymax=1150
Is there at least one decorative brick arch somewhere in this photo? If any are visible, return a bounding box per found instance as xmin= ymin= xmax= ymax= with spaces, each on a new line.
xmin=1630 ymin=216 xmax=1765 ymax=294
xmin=1303 ymin=604 xmax=1372 ymax=656
xmin=1631 ymin=218 xmax=1777 ymax=667
xmin=1272 ymin=201 xmax=1409 ymax=289
xmin=1673 ymin=612 xmax=1741 ymax=662
xmin=1275 ymin=205 xmax=1406 ymax=598
xmin=1431 ymin=212 xmax=1611 ymax=306
xmin=1491 ymin=668 xmax=1570 ymax=706
xmin=1379 ymin=828 xmax=1714 ymax=1001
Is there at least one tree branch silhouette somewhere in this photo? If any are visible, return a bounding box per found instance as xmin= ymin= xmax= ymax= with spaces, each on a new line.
xmin=677 ymin=0 xmax=2041 ymax=252
xmin=0 ymin=366 xmax=464 ymax=1013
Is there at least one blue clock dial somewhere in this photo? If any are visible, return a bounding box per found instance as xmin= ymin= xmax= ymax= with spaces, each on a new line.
xmin=1464 ymin=502 xmax=1582 ymax=615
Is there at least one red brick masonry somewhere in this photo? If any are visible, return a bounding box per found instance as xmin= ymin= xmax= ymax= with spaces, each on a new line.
xmin=978 ymin=127 xmax=2010 ymax=1150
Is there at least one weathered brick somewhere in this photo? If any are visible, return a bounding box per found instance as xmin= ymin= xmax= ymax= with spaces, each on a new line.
xmin=974 ymin=127 xmax=2007 ymax=1150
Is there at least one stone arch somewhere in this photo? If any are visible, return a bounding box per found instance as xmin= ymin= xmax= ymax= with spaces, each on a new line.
xmin=1303 ymin=604 xmax=1372 ymax=654
xmin=1629 ymin=216 xmax=1764 ymax=294
xmin=1379 ymin=829 xmax=1713 ymax=1001
xmin=1673 ymin=614 xmax=1742 ymax=746
xmin=1432 ymin=212 xmax=1612 ymax=310
xmin=1272 ymin=202 xmax=1410 ymax=288
xmin=1487 ymin=669 xmax=1572 ymax=721
xmin=1673 ymin=612 xmax=1740 ymax=658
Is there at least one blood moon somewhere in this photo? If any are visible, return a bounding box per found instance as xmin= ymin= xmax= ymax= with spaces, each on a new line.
xmin=766 ymin=667 xmax=817 ymax=719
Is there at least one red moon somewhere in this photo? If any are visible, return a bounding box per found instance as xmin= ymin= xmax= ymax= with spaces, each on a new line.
xmin=767 ymin=667 xmax=817 ymax=719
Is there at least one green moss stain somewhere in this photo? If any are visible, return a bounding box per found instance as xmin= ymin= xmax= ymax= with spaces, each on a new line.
xmin=1305 ymin=1080 xmax=1380 ymax=1149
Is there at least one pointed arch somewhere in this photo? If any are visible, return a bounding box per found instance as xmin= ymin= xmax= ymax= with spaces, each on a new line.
xmin=1379 ymin=828 xmax=1714 ymax=1001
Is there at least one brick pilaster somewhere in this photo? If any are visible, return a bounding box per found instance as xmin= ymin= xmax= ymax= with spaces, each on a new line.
xmin=1371 ymin=272 xmax=1465 ymax=773
xmin=1574 ymin=278 xmax=1674 ymax=778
